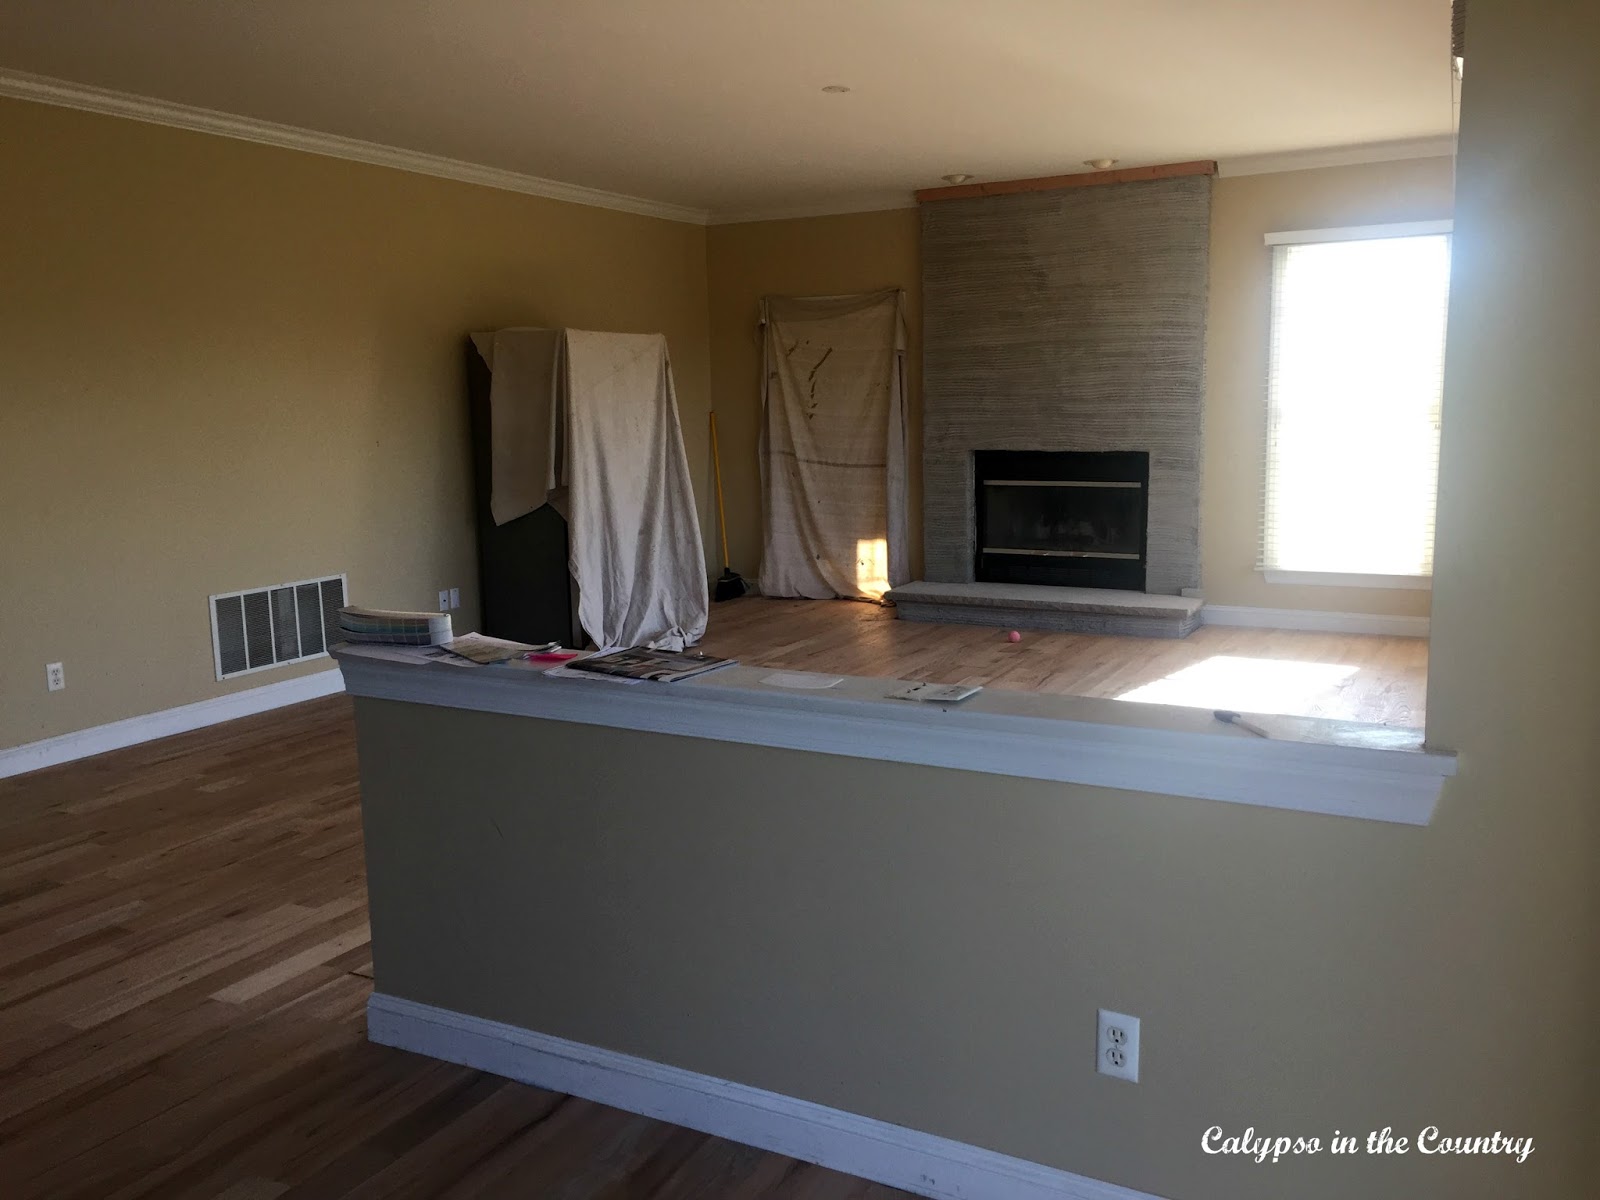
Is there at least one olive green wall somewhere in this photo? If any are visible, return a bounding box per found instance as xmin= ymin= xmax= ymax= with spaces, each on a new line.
xmin=0 ymin=97 xmax=710 ymax=752
xmin=353 ymin=5 xmax=1598 ymax=1198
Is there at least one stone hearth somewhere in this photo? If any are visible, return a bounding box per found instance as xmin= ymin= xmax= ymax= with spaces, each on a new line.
xmin=885 ymin=582 xmax=1204 ymax=639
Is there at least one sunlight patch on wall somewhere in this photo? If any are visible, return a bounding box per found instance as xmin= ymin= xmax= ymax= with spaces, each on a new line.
xmin=856 ymin=538 xmax=889 ymax=599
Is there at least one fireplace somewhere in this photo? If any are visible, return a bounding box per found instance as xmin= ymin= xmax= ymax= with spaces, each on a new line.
xmin=973 ymin=450 xmax=1149 ymax=591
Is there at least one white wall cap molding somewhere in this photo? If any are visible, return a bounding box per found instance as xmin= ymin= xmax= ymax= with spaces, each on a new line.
xmin=336 ymin=649 xmax=1453 ymax=825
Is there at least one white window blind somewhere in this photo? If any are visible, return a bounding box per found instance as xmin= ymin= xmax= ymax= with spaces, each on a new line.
xmin=1260 ymin=223 xmax=1452 ymax=579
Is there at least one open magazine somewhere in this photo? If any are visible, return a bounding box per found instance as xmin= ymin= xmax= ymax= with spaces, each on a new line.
xmin=566 ymin=646 xmax=734 ymax=683
xmin=888 ymin=681 xmax=982 ymax=703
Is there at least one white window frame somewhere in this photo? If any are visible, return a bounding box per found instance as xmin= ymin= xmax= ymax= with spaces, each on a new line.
xmin=1258 ymin=220 xmax=1452 ymax=590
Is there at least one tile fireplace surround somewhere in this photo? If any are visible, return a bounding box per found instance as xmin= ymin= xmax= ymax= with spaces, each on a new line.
xmin=919 ymin=174 xmax=1212 ymax=596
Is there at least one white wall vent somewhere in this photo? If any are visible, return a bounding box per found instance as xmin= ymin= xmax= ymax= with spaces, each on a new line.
xmin=210 ymin=574 xmax=347 ymax=681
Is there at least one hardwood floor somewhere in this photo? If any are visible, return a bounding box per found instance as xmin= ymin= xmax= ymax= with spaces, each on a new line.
xmin=0 ymin=699 xmax=917 ymax=1200
xmin=0 ymin=601 xmax=1424 ymax=1195
xmin=698 ymin=597 xmax=1428 ymax=727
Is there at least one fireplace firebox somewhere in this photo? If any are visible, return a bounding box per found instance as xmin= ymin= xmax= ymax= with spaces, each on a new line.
xmin=973 ymin=450 xmax=1149 ymax=591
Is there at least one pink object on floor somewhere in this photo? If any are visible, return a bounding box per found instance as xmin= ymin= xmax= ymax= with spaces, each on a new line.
xmin=1007 ymin=630 xmax=1022 ymax=643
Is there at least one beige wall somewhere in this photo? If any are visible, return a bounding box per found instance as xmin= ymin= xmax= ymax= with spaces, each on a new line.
xmin=707 ymin=162 xmax=1452 ymax=615
xmin=1424 ymin=0 xmax=1600 ymax=1171
xmin=0 ymin=106 xmax=1453 ymax=756
xmin=0 ymin=97 xmax=709 ymax=752
xmin=706 ymin=210 xmax=921 ymax=579
xmin=1204 ymin=157 xmax=1455 ymax=616
xmin=354 ymin=5 xmax=1599 ymax=1198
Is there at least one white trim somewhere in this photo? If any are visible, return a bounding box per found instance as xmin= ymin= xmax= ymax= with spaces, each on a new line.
xmin=0 ymin=67 xmax=1455 ymax=228
xmin=716 ymin=140 xmax=1460 ymax=224
xmin=0 ymin=669 xmax=344 ymax=780
xmin=708 ymin=193 xmax=918 ymax=225
xmin=336 ymin=651 xmax=1452 ymax=825
xmin=0 ymin=68 xmax=711 ymax=226
xmin=1261 ymin=570 xmax=1432 ymax=591
xmin=715 ymin=138 xmax=1464 ymax=225
xmin=1264 ymin=219 xmax=1453 ymax=246
xmin=1202 ymin=605 xmax=1430 ymax=637
xmin=1218 ymin=135 xmax=1457 ymax=178
xmin=366 ymin=993 xmax=1165 ymax=1200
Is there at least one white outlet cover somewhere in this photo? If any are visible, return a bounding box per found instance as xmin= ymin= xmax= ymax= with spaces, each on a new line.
xmin=438 ymin=590 xmax=451 ymax=612
xmin=1097 ymin=1008 xmax=1140 ymax=1083
xmin=449 ymin=587 xmax=461 ymax=610
xmin=46 ymin=662 xmax=65 ymax=692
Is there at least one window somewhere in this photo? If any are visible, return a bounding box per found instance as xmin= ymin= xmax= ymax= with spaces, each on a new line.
xmin=1260 ymin=222 xmax=1452 ymax=584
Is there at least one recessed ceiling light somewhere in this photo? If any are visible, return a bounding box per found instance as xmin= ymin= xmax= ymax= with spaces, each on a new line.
xmin=941 ymin=173 xmax=973 ymax=184
xmin=821 ymin=85 xmax=851 ymax=93
xmin=1084 ymin=158 xmax=1119 ymax=170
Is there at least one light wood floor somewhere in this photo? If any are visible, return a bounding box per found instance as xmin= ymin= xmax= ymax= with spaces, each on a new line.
xmin=699 ymin=597 xmax=1428 ymax=727
xmin=0 ymin=699 xmax=917 ymax=1200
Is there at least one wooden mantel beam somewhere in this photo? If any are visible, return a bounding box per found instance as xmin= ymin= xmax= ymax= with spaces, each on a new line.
xmin=914 ymin=160 xmax=1218 ymax=203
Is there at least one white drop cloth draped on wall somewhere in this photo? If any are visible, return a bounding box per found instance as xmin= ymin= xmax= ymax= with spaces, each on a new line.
xmin=554 ymin=330 xmax=707 ymax=650
xmin=758 ymin=290 xmax=909 ymax=600
xmin=477 ymin=327 xmax=707 ymax=650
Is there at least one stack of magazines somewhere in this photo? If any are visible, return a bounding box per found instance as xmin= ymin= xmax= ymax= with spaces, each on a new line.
xmin=337 ymin=606 xmax=453 ymax=646
xmin=566 ymin=646 xmax=733 ymax=682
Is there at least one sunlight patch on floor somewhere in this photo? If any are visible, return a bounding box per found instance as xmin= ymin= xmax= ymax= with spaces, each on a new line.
xmin=1117 ymin=655 xmax=1359 ymax=714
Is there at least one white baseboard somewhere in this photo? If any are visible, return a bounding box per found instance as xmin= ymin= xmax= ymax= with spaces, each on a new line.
xmin=1202 ymin=605 xmax=1429 ymax=637
xmin=0 ymin=668 xmax=345 ymax=780
xmin=367 ymin=993 xmax=1165 ymax=1200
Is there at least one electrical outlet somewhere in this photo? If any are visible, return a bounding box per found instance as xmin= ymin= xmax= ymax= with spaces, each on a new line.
xmin=449 ymin=587 xmax=460 ymax=610
xmin=438 ymin=590 xmax=450 ymax=612
xmin=1097 ymin=1009 xmax=1140 ymax=1083
xmin=46 ymin=662 xmax=65 ymax=692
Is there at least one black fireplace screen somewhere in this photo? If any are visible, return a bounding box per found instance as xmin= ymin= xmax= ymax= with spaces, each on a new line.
xmin=973 ymin=450 xmax=1149 ymax=591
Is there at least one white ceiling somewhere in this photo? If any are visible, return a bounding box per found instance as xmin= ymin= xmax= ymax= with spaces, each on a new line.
xmin=0 ymin=1 xmax=1456 ymax=220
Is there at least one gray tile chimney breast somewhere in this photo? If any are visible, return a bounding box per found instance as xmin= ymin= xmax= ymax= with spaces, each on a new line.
xmin=920 ymin=175 xmax=1212 ymax=594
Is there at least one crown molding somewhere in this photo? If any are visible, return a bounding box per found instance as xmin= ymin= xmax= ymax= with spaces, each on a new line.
xmin=707 ymin=193 xmax=916 ymax=226
xmin=1217 ymin=134 xmax=1456 ymax=177
xmin=0 ymin=68 xmax=712 ymax=225
xmin=0 ymin=67 xmax=1453 ymax=225
xmin=714 ymin=137 xmax=1457 ymax=225
xmin=915 ymin=159 xmax=1216 ymax=203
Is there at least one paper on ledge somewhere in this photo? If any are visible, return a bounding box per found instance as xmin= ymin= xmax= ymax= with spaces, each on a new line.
xmin=760 ymin=671 xmax=843 ymax=690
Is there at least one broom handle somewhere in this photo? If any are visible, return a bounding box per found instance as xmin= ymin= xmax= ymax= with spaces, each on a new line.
xmin=709 ymin=411 xmax=732 ymax=567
